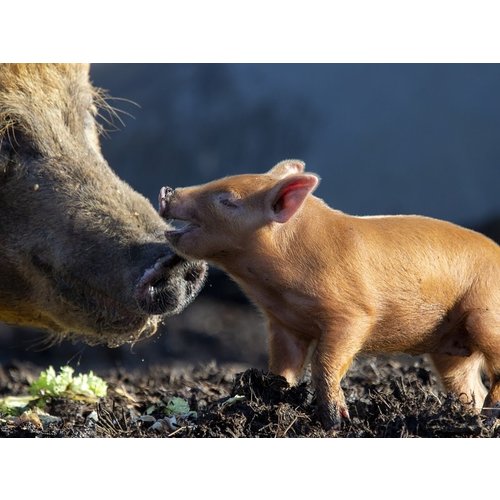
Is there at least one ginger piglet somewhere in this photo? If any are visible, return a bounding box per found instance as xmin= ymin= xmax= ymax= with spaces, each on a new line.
xmin=159 ymin=160 xmax=500 ymax=429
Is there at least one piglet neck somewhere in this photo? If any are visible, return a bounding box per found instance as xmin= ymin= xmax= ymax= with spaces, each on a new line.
xmin=215 ymin=212 xmax=308 ymax=290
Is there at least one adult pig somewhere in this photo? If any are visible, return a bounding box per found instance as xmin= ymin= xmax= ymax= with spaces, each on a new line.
xmin=0 ymin=64 xmax=206 ymax=346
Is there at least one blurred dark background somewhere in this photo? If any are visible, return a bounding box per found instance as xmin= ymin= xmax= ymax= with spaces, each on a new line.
xmin=1 ymin=64 xmax=500 ymax=371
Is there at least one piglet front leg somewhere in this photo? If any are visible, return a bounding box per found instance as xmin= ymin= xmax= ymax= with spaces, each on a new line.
xmin=312 ymin=362 xmax=350 ymax=430
xmin=312 ymin=316 xmax=373 ymax=430
xmin=267 ymin=319 xmax=312 ymax=385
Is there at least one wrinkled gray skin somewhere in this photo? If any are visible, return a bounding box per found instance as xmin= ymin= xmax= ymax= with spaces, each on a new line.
xmin=0 ymin=64 xmax=207 ymax=346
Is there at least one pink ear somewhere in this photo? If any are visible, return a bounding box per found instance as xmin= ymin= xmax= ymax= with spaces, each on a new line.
xmin=269 ymin=174 xmax=319 ymax=223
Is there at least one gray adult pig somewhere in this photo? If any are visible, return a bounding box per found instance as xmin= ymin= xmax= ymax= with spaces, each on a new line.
xmin=0 ymin=64 xmax=206 ymax=347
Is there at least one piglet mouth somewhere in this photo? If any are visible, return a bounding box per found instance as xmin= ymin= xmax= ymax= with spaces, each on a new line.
xmin=158 ymin=186 xmax=199 ymax=239
xmin=165 ymin=219 xmax=199 ymax=238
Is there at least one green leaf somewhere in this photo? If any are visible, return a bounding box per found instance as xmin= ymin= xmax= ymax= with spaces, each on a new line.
xmin=220 ymin=394 xmax=246 ymax=409
xmin=163 ymin=397 xmax=196 ymax=418
xmin=1 ymin=366 xmax=108 ymax=417
xmin=70 ymin=371 xmax=108 ymax=398
xmin=29 ymin=366 xmax=107 ymax=401
xmin=0 ymin=395 xmax=34 ymax=416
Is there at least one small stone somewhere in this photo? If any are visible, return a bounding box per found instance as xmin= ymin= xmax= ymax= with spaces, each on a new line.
xmin=149 ymin=417 xmax=177 ymax=432
xmin=86 ymin=410 xmax=98 ymax=424
xmin=138 ymin=415 xmax=156 ymax=424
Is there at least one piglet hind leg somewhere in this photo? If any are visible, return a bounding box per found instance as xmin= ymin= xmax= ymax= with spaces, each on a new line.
xmin=483 ymin=373 xmax=500 ymax=418
xmin=429 ymin=351 xmax=488 ymax=410
xmin=465 ymin=308 xmax=500 ymax=418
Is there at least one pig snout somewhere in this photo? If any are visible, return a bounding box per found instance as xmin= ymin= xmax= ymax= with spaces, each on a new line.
xmin=135 ymin=248 xmax=207 ymax=315
xmin=159 ymin=186 xmax=174 ymax=218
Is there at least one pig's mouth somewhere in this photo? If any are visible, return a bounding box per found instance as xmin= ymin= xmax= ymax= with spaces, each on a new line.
xmin=31 ymin=253 xmax=159 ymax=345
xmin=30 ymin=252 xmax=207 ymax=346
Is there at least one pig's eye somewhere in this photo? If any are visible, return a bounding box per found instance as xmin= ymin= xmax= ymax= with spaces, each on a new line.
xmin=0 ymin=136 xmax=14 ymax=157
xmin=0 ymin=124 xmax=40 ymax=160
xmin=0 ymin=135 xmax=17 ymax=183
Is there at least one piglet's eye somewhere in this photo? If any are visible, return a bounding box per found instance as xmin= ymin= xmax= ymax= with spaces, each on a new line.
xmin=218 ymin=196 xmax=239 ymax=208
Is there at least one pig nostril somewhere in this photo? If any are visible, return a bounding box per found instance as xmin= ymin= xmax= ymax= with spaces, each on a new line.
xmin=150 ymin=276 xmax=168 ymax=289
xmin=184 ymin=267 xmax=201 ymax=283
xmin=135 ymin=256 xmax=207 ymax=315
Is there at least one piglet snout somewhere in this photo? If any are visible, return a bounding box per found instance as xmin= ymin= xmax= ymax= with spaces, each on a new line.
xmin=159 ymin=186 xmax=174 ymax=218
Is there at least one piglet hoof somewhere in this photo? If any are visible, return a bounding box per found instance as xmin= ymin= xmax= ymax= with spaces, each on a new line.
xmin=317 ymin=403 xmax=350 ymax=431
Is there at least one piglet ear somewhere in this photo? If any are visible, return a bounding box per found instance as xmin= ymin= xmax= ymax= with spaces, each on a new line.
xmin=267 ymin=173 xmax=319 ymax=223
xmin=267 ymin=159 xmax=306 ymax=178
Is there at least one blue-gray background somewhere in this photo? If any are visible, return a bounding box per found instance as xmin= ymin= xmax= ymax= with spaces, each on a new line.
xmin=91 ymin=64 xmax=500 ymax=229
xmin=3 ymin=64 xmax=500 ymax=369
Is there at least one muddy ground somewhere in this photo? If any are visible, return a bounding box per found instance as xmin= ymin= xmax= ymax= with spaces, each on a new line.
xmin=1 ymin=356 xmax=499 ymax=438
xmin=1 ymin=270 xmax=499 ymax=438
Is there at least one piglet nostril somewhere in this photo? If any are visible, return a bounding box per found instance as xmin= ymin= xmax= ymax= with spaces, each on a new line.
xmin=158 ymin=186 xmax=174 ymax=218
xmin=162 ymin=186 xmax=174 ymax=197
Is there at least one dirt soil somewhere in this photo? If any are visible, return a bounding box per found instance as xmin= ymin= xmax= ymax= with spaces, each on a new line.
xmin=1 ymin=356 xmax=498 ymax=438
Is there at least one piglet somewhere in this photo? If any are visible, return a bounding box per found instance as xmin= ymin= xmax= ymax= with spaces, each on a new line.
xmin=159 ymin=160 xmax=500 ymax=429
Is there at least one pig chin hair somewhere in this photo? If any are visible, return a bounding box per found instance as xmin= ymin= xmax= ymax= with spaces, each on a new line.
xmin=42 ymin=315 xmax=161 ymax=349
